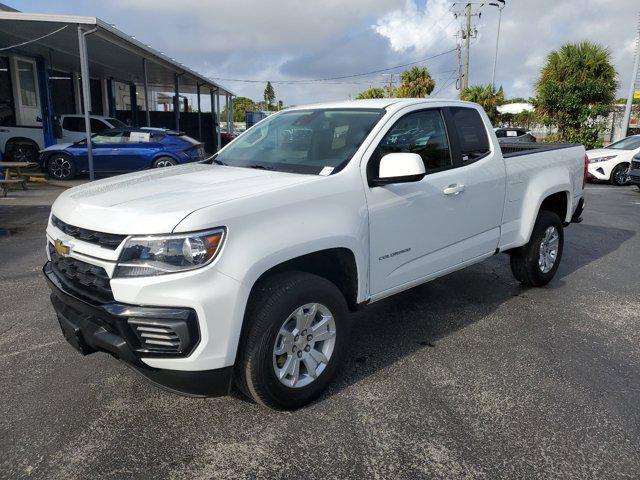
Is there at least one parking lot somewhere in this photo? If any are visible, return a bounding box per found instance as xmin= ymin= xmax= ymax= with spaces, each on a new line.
xmin=0 ymin=184 xmax=639 ymax=479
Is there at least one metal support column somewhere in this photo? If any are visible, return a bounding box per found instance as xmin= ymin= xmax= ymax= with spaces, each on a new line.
xmin=174 ymin=73 xmax=180 ymax=131
xmin=229 ymin=95 xmax=234 ymax=134
xmin=225 ymin=94 xmax=230 ymax=133
xmin=216 ymin=90 xmax=221 ymax=151
xmin=197 ymin=83 xmax=202 ymax=141
xmin=142 ymin=58 xmax=150 ymax=127
xmin=78 ymin=25 xmax=96 ymax=181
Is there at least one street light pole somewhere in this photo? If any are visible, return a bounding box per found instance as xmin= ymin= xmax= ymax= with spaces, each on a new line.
xmin=621 ymin=14 xmax=640 ymax=140
xmin=489 ymin=1 xmax=506 ymax=89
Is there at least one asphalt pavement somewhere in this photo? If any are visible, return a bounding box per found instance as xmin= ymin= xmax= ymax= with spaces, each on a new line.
xmin=1 ymin=184 xmax=639 ymax=479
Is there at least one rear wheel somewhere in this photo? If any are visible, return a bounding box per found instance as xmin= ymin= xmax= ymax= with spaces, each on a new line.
xmin=510 ymin=210 xmax=564 ymax=287
xmin=610 ymin=163 xmax=629 ymax=186
xmin=235 ymin=271 xmax=350 ymax=410
xmin=153 ymin=157 xmax=177 ymax=168
xmin=9 ymin=142 xmax=38 ymax=163
xmin=47 ymin=154 xmax=76 ymax=180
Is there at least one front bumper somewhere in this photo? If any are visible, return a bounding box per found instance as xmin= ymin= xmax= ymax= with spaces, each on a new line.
xmin=587 ymin=164 xmax=609 ymax=180
xmin=629 ymin=167 xmax=640 ymax=185
xmin=44 ymin=262 xmax=233 ymax=397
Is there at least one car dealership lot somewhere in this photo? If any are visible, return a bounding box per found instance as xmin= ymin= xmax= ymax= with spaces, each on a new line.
xmin=1 ymin=184 xmax=639 ymax=480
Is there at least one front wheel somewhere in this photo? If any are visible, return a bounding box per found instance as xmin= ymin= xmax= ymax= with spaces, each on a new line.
xmin=510 ymin=210 xmax=564 ymax=287
xmin=153 ymin=157 xmax=177 ymax=168
xmin=47 ymin=154 xmax=76 ymax=180
xmin=235 ymin=271 xmax=351 ymax=410
xmin=610 ymin=163 xmax=630 ymax=186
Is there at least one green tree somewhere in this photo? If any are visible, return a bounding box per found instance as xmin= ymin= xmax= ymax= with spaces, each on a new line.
xmin=221 ymin=96 xmax=256 ymax=123
xmin=534 ymin=41 xmax=617 ymax=149
xmin=460 ymin=84 xmax=505 ymax=124
xmin=356 ymin=87 xmax=385 ymax=99
xmin=264 ymin=81 xmax=275 ymax=107
xmin=394 ymin=66 xmax=435 ymax=98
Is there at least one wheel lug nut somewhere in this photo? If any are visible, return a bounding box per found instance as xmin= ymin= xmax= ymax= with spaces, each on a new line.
xmin=301 ymin=330 xmax=307 ymax=336
xmin=304 ymin=345 xmax=310 ymax=352
xmin=297 ymin=351 xmax=303 ymax=358
xmin=294 ymin=335 xmax=300 ymax=341
xmin=292 ymin=346 xmax=297 ymax=352
xmin=307 ymin=334 xmax=313 ymax=341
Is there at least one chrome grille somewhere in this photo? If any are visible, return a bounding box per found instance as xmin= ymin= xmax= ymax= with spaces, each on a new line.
xmin=632 ymin=160 xmax=640 ymax=169
xmin=52 ymin=216 xmax=126 ymax=250
xmin=48 ymin=243 xmax=114 ymax=303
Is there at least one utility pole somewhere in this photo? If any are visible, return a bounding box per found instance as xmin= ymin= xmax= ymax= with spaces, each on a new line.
xmin=464 ymin=3 xmax=471 ymax=91
xmin=622 ymin=13 xmax=640 ymax=139
xmin=451 ymin=2 xmax=481 ymax=92
xmin=384 ymin=73 xmax=395 ymax=98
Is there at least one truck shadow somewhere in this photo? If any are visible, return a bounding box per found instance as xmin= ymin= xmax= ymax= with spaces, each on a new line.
xmin=321 ymin=222 xmax=635 ymax=401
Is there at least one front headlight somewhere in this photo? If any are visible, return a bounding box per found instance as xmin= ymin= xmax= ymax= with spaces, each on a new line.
xmin=114 ymin=228 xmax=225 ymax=278
xmin=589 ymin=155 xmax=617 ymax=164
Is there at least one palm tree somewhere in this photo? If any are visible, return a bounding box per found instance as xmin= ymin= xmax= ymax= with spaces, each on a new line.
xmin=356 ymin=87 xmax=385 ymax=99
xmin=534 ymin=41 xmax=617 ymax=147
xmin=394 ymin=66 xmax=436 ymax=98
xmin=460 ymin=84 xmax=505 ymax=124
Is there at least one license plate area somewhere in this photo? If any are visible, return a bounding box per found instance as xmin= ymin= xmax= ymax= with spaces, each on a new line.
xmin=57 ymin=313 xmax=96 ymax=355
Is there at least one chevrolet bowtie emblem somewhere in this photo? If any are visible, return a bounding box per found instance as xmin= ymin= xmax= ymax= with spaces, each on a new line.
xmin=54 ymin=239 xmax=71 ymax=256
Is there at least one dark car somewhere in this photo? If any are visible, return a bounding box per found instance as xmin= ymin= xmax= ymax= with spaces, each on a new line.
xmin=40 ymin=127 xmax=206 ymax=180
xmin=629 ymin=154 xmax=640 ymax=191
xmin=494 ymin=127 xmax=536 ymax=143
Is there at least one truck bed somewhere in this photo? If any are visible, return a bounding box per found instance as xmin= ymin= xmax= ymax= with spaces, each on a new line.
xmin=500 ymin=142 xmax=582 ymax=158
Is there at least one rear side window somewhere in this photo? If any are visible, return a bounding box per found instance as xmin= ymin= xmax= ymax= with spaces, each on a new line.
xmin=448 ymin=107 xmax=490 ymax=164
xmin=90 ymin=118 xmax=108 ymax=133
xmin=178 ymin=135 xmax=200 ymax=145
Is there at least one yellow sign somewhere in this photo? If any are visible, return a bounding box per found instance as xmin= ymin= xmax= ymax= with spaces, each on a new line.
xmin=54 ymin=239 xmax=70 ymax=256
xmin=634 ymin=90 xmax=640 ymax=99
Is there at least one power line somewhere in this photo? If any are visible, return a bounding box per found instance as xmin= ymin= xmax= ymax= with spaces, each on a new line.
xmin=0 ymin=24 xmax=68 ymax=51
xmin=209 ymin=47 xmax=457 ymax=84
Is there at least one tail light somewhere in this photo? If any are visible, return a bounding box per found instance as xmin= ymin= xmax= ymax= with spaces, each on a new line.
xmin=583 ymin=154 xmax=589 ymax=188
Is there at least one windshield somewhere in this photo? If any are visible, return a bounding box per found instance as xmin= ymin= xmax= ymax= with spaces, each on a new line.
xmin=214 ymin=108 xmax=384 ymax=174
xmin=107 ymin=118 xmax=127 ymax=128
xmin=607 ymin=135 xmax=640 ymax=150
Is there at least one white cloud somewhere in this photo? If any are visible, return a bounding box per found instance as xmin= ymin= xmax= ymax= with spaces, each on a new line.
xmin=373 ymin=0 xmax=457 ymax=54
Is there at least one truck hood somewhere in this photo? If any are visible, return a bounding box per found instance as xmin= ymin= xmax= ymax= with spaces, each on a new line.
xmin=41 ymin=142 xmax=73 ymax=152
xmin=52 ymin=163 xmax=317 ymax=234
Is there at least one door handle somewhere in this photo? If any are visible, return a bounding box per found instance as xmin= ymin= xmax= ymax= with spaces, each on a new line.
xmin=443 ymin=184 xmax=465 ymax=195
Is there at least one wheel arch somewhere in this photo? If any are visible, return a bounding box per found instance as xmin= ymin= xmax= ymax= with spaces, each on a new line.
xmin=247 ymin=247 xmax=361 ymax=312
xmin=5 ymin=137 xmax=40 ymax=156
xmin=150 ymin=152 xmax=180 ymax=167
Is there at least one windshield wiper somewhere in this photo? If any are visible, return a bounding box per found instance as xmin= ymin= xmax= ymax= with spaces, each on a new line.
xmin=212 ymin=159 xmax=227 ymax=166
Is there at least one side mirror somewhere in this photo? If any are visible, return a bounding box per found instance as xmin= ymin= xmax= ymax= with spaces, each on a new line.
xmin=371 ymin=153 xmax=426 ymax=186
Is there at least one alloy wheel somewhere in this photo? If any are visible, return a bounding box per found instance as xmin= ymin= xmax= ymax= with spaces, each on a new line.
xmin=272 ymin=302 xmax=337 ymax=388
xmin=538 ymin=226 xmax=559 ymax=273
xmin=50 ymin=157 xmax=72 ymax=179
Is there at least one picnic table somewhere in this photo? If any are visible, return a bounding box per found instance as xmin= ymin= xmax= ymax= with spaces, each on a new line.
xmin=0 ymin=161 xmax=40 ymax=197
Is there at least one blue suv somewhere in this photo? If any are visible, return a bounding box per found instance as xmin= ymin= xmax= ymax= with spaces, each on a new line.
xmin=40 ymin=128 xmax=207 ymax=180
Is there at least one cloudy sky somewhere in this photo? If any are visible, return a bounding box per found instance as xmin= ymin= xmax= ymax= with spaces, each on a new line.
xmin=7 ymin=0 xmax=640 ymax=106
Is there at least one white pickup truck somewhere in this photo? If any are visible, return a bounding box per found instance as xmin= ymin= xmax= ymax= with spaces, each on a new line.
xmin=0 ymin=115 xmax=127 ymax=162
xmin=44 ymin=99 xmax=586 ymax=409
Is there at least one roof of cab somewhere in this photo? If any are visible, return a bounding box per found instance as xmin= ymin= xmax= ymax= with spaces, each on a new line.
xmin=286 ymin=98 xmax=478 ymax=113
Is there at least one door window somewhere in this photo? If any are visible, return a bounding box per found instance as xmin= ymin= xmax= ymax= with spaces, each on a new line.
xmin=17 ymin=60 xmax=38 ymax=107
xmin=371 ymin=109 xmax=452 ymax=175
xmin=447 ymin=107 xmax=490 ymax=164
xmin=92 ymin=130 xmax=126 ymax=144
xmin=62 ymin=117 xmax=84 ymax=132
xmin=90 ymin=118 xmax=108 ymax=133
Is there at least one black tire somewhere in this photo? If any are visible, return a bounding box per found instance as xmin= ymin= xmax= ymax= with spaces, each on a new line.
xmin=152 ymin=157 xmax=177 ymax=168
xmin=9 ymin=142 xmax=38 ymax=163
xmin=610 ymin=163 xmax=629 ymax=186
xmin=510 ymin=210 xmax=564 ymax=287
xmin=47 ymin=153 xmax=76 ymax=180
xmin=235 ymin=271 xmax=351 ymax=410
